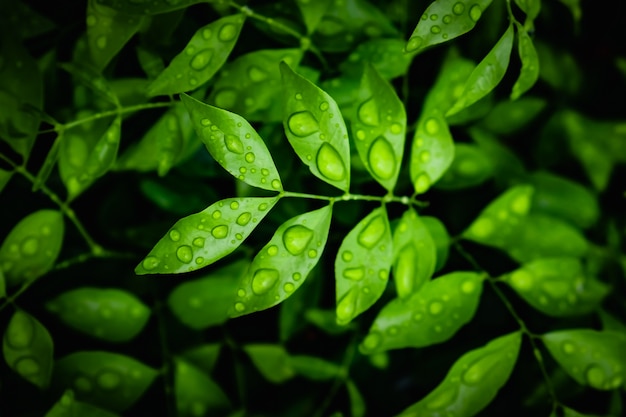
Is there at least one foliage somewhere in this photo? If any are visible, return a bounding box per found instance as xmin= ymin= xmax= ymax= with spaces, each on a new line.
xmin=1 ymin=0 xmax=625 ymax=416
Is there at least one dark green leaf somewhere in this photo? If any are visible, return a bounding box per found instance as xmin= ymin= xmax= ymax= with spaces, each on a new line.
xmin=44 ymin=390 xmax=121 ymax=417
xmin=0 ymin=1 xmax=55 ymax=39
xmin=295 ymin=0 xmax=333 ymax=34
xmin=289 ymin=355 xmax=342 ymax=380
xmin=511 ymin=23 xmax=540 ymax=100
xmin=33 ymin=132 xmax=63 ymax=191
xmin=243 ymin=344 xmax=294 ymax=383
xmin=434 ymin=143 xmax=493 ymax=189
xmin=481 ymin=96 xmax=546 ymax=134
xmin=97 ymin=0 xmax=211 ymax=16
xmin=174 ymin=358 xmax=231 ymax=417
xmin=425 ymin=49 xmax=476 ymax=114
xmin=181 ymin=344 xmax=222 ymax=375
xmin=513 ymin=0 xmax=541 ymax=25
xmin=340 ymin=38 xmax=413 ymax=80
xmin=535 ymin=40 xmax=582 ymax=95
xmin=305 ymin=308 xmax=354 ymax=335
xmin=346 ymin=379 xmax=366 ymax=417
xmin=468 ymin=127 xmax=526 ymax=185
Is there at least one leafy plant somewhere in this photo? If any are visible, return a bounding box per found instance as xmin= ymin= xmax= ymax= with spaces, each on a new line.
xmin=1 ymin=0 xmax=625 ymax=416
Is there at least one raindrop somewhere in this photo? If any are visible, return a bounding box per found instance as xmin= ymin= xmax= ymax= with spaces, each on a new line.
xmin=283 ymin=282 xmax=295 ymax=293
xmin=355 ymin=130 xmax=366 ymax=140
xmin=287 ymin=111 xmax=319 ymax=137
xmin=224 ymin=134 xmax=244 ymax=154
xmin=424 ymin=117 xmax=440 ymax=134
xmin=430 ymin=14 xmax=438 ymax=20
xmin=452 ymin=2 xmax=465 ymax=15
xmin=357 ymin=98 xmax=379 ymax=126
xmin=368 ymin=136 xmax=396 ymax=180
xmin=252 ymin=268 xmax=279 ymax=295
xmin=218 ymin=23 xmax=238 ymax=41
xmin=282 ymin=225 xmax=314 ymax=255
xmin=586 ymin=365 xmax=606 ymax=388
xmin=86 ymin=15 xmax=97 ymax=26
xmin=176 ymin=245 xmax=193 ymax=263
xmin=211 ymin=225 xmax=229 ymax=239
xmin=390 ymin=123 xmax=402 ymax=134
xmin=230 ymin=201 xmax=239 ymax=210
xmin=234 ymin=302 xmax=245 ymax=312
xmin=419 ymin=151 xmax=431 ymax=162
xmin=414 ymin=172 xmax=431 ymax=194
xmin=461 ymin=279 xmax=477 ymax=294
xmin=267 ymin=245 xmax=278 ymax=256
xmin=271 ymin=179 xmax=281 ymax=189
xmin=142 ymin=256 xmax=160 ymax=271
xmin=561 ymin=341 xmax=575 ymax=355
xmin=395 ymin=244 xmax=417 ymax=293
xmin=202 ymin=28 xmax=212 ymax=39
xmin=319 ymin=101 xmax=329 ymax=111
xmin=261 ymin=168 xmax=269 ymax=176
xmin=293 ymin=272 xmax=302 ymax=281
xmin=245 ymin=152 xmax=255 ymax=163
xmin=443 ymin=14 xmax=452 ymax=24
xmin=428 ymin=300 xmax=444 ymax=316
xmin=169 ymin=229 xmax=181 ymax=242
xmin=469 ymin=4 xmax=482 ymax=21
xmin=237 ymin=212 xmax=252 ymax=226
xmin=308 ymin=249 xmax=317 ymax=258
xmin=509 ymin=269 xmax=533 ymax=291
xmin=405 ymin=36 xmax=423 ymax=52
xmin=362 ymin=332 xmax=382 ymax=351
xmin=357 ymin=215 xmax=386 ymax=249
xmin=343 ymin=267 xmax=365 ymax=281
xmin=258 ymin=203 xmax=269 ymax=211
xmin=96 ymin=35 xmax=107 ymax=49
xmin=97 ymin=370 xmax=122 ymax=390
xmin=214 ymin=88 xmax=237 ymax=108
xmin=336 ymin=288 xmax=358 ymax=323
xmin=192 ymin=237 xmax=205 ymax=248
xmin=212 ymin=210 xmax=222 ymax=219
xmin=431 ymin=25 xmax=441 ymax=34
xmin=237 ymin=289 xmax=246 ymax=297
xmin=20 ymin=237 xmax=38 ymax=256
xmin=342 ymin=251 xmax=353 ymax=262
xmin=510 ymin=194 xmax=530 ymax=215
xmin=248 ymin=65 xmax=268 ymax=82
xmin=316 ymin=143 xmax=347 ymax=181
xmin=190 ymin=49 xmax=214 ymax=71
xmin=295 ymin=92 xmax=303 ymax=100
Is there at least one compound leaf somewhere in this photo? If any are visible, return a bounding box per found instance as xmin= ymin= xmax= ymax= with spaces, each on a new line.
xmin=174 ymin=358 xmax=231 ymax=417
xmin=511 ymin=23 xmax=540 ymax=99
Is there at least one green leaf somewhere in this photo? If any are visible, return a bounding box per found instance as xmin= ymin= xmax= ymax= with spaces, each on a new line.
xmin=468 ymin=127 xmax=526 ymax=185
xmin=147 ymin=14 xmax=245 ymax=96
xmin=542 ymin=329 xmax=626 ymax=391
xmin=335 ymin=206 xmax=392 ymax=325
xmin=174 ymin=358 xmax=231 ymax=417
xmin=346 ymin=379 xmax=367 ymax=417
xmin=305 ymin=308 xmax=354 ymax=335
xmin=557 ymin=0 xmax=582 ymax=26
xmin=168 ymin=259 xmax=246 ymax=329
xmin=511 ymin=24 xmax=540 ymax=100
xmin=351 ymin=64 xmax=406 ymax=191
xmin=0 ymin=1 xmax=55 ymax=40
xmin=44 ymin=390 xmax=121 ymax=417
xmin=279 ymin=268 xmax=323 ymax=341
xmin=86 ymin=0 xmax=143 ymax=71
xmin=0 ymin=268 xmax=6 ymax=299
xmin=295 ymin=0 xmax=333 ymax=34
xmin=447 ymin=24 xmax=515 ymax=117
xmin=53 ymin=351 xmax=158 ymax=412
xmin=481 ymin=96 xmax=546 ymax=134
xmin=396 ymin=332 xmax=522 ymax=417
xmin=421 ymin=216 xmax=450 ymax=272
xmin=33 ymin=132 xmax=63 ymax=191
xmin=535 ymin=40 xmax=582 ymax=95
xmin=0 ymin=209 xmax=64 ymax=288
xmin=280 ymin=62 xmax=351 ymax=192
xmin=392 ymin=208 xmax=436 ymax=298
xmin=136 ymin=196 xmax=279 ymax=274
xmin=243 ymin=344 xmax=295 ymax=383
xmin=3 ymin=310 xmax=54 ymax=389
xmin=289 ymin=355 xmax=342 ymax=380
xmin=60 ymin=62 xmax=119 ymax=106
xmin=435 ymin=143 xmax=493 ymax=189
xmin=425 ymin=49 xmax=476 ymax=114
xmin=0 ymin=168 xmax=13 ymax=193
xmin=405 ymin=0 xmax=494 ymax=54
xmin=340 ymin=38 xmax=414 ymax=80
xmin=360 ymin=272 xmax=484 ymax=354
xmin=513 ymin=0 xmax=541 ymax=25
xmin=180 ymin=344 xmax=222 ymax=375
xmin=559 ymin=406 xmax=603 ymax=417
xmin=96 ymin=0 xmax=209 ymax=15
xmin=230 ymin=205 xmax=332 ymax=317
xmin=46 ymin=288 xmax=151 ymax=342
xmin=502 ymin=258 xmax=609 ymax=317
xmin=182 ymin=93 xmax=282 ymax=191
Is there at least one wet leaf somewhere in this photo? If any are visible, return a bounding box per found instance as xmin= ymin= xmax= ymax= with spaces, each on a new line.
xmin=511 ymin=24 xmax=539 ymax=99
xmin=425 ymin=49 xmax=476 ymax=114
xmin=230 ymin=205 xmax=332 ymax=317
xmin=147 ymin=14 xmax=245 ymax=96
xmin=396 ymin=332 xmax=521 ymax=417
xmin=0 ymin=209 xmax=64 ymax=288
xmin=435 ymin=143 xmax=493 ymax=189
xmin=46 ymin=288 xmax=151 ymax=342
xmin=243 ymin=344 xmax=294 ymax=383
xmin=335 ymin=206 xmax=392 ymax=325
xmin=340 ymin=38 xmax=413 ymax=80
xmin=360 ymin=272 xmax=484 ymax=354
xmin=542 ymin=329 xmax=626 ymax=391
xmin=535 ymin=40 xmax=581 ymax=95
xmin=136 ymin=196 xmax=279 ymax=274
xmin=32 ymin=132 xmax=63 ymax=191
xmin=305 ymin=308 xmax=354 ymax=335
xmin=44 ymin=390 xmax=121 ymax=417
xmin=468 ymin=127 xmax=526 ymax=185
xmin=59 ymin=62 xmax=119 ymax=106
xmin=174 ymin=358 xmax=231 ymax=417
xmin=3 ymin=310 xmax=54 ymax=389
xmin=421 ymin=216 xmax=450 ymax=272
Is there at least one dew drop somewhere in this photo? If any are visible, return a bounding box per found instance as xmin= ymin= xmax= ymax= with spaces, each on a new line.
xmin=142 ymin=256 xmax=160 ymax=271
xmin=319 ymin=101 xmax=329 ymax=111
xmin=267 ymin=245 xmax=278 ymax=256
xmin=461 ymin=279 xmax=477 ymax=294
xmin=282 ymin=225 xmax=314 ymax=255
xmin=308 ymin=249 xmax=317 ymax=258
xmin=430 ymin=14 xmax=438 ymax=20
xmin=585 ymin=365 xmax=606 ymax=389
xmin=428 ymin=301 xmax=444 ymax=316
xmin=341 ymin=251 xmax=353 ymax=262
xmin=336 ymin=288 xmax=358 ymax=323
xmin=283 ymin=282 xmax=295 ymax=293
xmin=405 ymin=36 xmax=423 ymax=52
xmin=237 ymin=289 xmax=246 ymax=297
xmin=469 ymin=4 xmax=482 ymax=21
xmin=224 ymin=134 xmax=244 ymax=154
xmin=20 ymin=237 xmax=38 ymax=255
xmin=394 ymin=244 xmax=417 ymax=295
xmin=357 ymin=98 xmax=379 ymax=126
xmin=190 ymin=49 xmax=214 ymax=71
xmin=202 ymin=28 xmax=212 ymax=39
xmin=431 ymin=25 xmax=441 ymax=34
xmin=244 ymin=152 xmax=255 ymax=163
xmin=357 ymin=215 xmax=386 ymax=249
xmin=192 ymin=237 xmax=205 ymax=248
xmin=236 ymin=212 xmax=252 ymax=226
xmin=218 ymin=23 xmax=238 ymax=41
xmin=230 ymin=201 xmax=239 ymax=210
xmin=316 ymin=143 xmax=347 ymax=181
xmin=510 ymin=194 xmax=530 ymax=215
xmin=211 ymin=225 xmax=229 ymax=239
xmin=252 ymin=268 xmax=279 ymax=295
xmin=176 ymin=245 xmax=193 ymax=263
xmin=214 ymin=88 xmax=237 ymax=108
xmin=355 ymin=130 xmax=366 ymax=140
xmin=414 ymin=172 xmax=431 ymax=194
xmin=248 ymin=65 xmax=268 ymax=82
xmin=452 ymin=2 xmax=465 ymax=15
xmin=368 ymin=136 xmax=396 ymax=180
xmin=390 ymin=123 xmax=402 ymax=134
xmin=362 ymin=332 xmax=382 ymax=351
xmin=97 ymin=371 xmax=122 ymax=390
xmin=234 ymin=302 xmax=245 ymax=312
xmin=258 ymin=203 xmax=269 ymax=211
xmin=424 ymin=117 xmax=440 ymax=134
xmin=169 ymin=229 xmax=181 ymax=242
xmin=96 ymin=35 xmax=107 ymax=49
xmin=293 ymin=272 xmax=302 ymax=281
xmin=212 ymin=210 xmax=222 ymax=219
xmin=561 ymin=341 xmax=576 ymax=355
xmin=343 ymin=267 xmax=365 ymax=281
xmin=295 ymin=92 xmax=303 ymax=100
xmin=271 ymin=179 xmax=281 ymax=189
xmin=287 ymin=111 xmax=319 ymax=137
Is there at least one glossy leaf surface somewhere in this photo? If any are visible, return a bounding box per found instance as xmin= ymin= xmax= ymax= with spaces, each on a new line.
xmin=97 ymin=0 xmax=208 ymax=15
xmin=174 ymin=358 xmax=231 ymax=417
xmin=396 ymin=332 xmax=521 ymax=417
xmin=136 ymin=196 xmax=279 ymax=274
xmin=0 ymin=210 xmax=64 ymax=288
xmin=44 ymin=390 xmax=121 ymax=417
xmin=511 ymin=23 xmax=540 ymax=99
xmin=335 ymin=206 xmax=392 ymax=325
xmin=3 ymin=310 xmax=54 ymax=389
xmin=243 ymin=344 xmax=294 ymax=383
xmin=46 ymin=288 xmax=151 ymax=342
xmin=542 ymin=329 xmax=626 ymax=391
xmin=281 ymin=62 xmax=351 ymax=192
xmin=230 ymin=205 xmax=332 ymax=317
xmin=147 ymin=14 xmax=245 ymax=96
xmin=360 ymin=272 xmax=484 ymax=354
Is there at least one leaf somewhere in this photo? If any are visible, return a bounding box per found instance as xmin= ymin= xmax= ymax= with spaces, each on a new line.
xmin=53 ymin=351 xmax=158 ymax=412
xmin=280 ymin=62 xmax=351 ymax=192
xmin=305 ymin=308 xmax=354 ymax=335
xmin=340 ymin=38 xmax=414 ymax=80
xmin=181 ymin=93 xmax=282 ymax=191
xmin=346 ymin=379 xmax=366 ymax=417
xmin=168 ymin=259 xmax=246 ymax=329
xmin=559 ymin=406 xmax=604 ymax=417
xmin=0 ymin=268 xmax=6 ymax=299
xmin=502 ymin=258 xmax=609 ymax=317
xmin=425 ymin=49 xmax=476 ymax=114
xmin=434 ymin=143 xmax=493 ymax=189
xmin=136 ymin=196 xmax=279 ymax=274
xmin=174 ymin=358 xmax=231 ymax=417
xmin=46 ymin=288 xmax=151 ymax=342
xmin=360 ymin=272 xmax=484 ymax=354
xmin=0 ymin=168 xmax=13 ymax=193
xmin=335 ymin=206 xmax=393 ymax=325
xmin=44 ymin=390 xmax=121 ymax=417
xmin=86 ymin=0 xmax=143 ymax=71
xmin=557 ymin=0 xmax=582 ymax=26
xmin=535 ymin=40 xmax=582 ymax=95
xmin=542 ymin=329 xmax=626 ymax=391
xmin=97 ymin=0 xmax=209 ymax=15
xmin=180 ymin=344 xmax=221 ymax=375
xmin=421 ymin=216 xmax=450 ymax=272
xmin=392 ymin=208 xmax=437 ymax=298
xmin=513 ymin=0 xmax=541 ymax=25
xmin=446 ymin=24 xmax=515 ymax=116
xmin=295 ymin=0 xmax=333 ymax=34
xmin=396 ymin=332 xmax=522 ymax=417
xmin=405 ymin=0 xmax=494 ymax=54
xmin=511 ymin=24 xmax=540 ymax=99
xmin=279 ymin=268 xmax=323 ymax=341
xmin=230 ymin=205 xmax=332 ymax=317
xmin=469 ymin=127 xmax=526 ymax=185
xmin=351 ymin=64 xmax=406 ymax=191
xmin=33 ymin=132 xmax=63 ymax=191
xmin=289 ymin=355 xmax=342 ymax=380
xmin=0 ymin=1 xmax=55 ymax=40
xmin=3 ymin=310 xmax=54 ymax=389
xmin=243 ymin=344 xmax=295 ymax=383
xmin=481 ymin=96 xmax=546 ymax=135
xmin=59 ymin=62 xmax=119 ymax=106
xmin=0 ymin=209 xmax=64 ymax=288
xmin=147 ymin=14 xmax=245 ymax=96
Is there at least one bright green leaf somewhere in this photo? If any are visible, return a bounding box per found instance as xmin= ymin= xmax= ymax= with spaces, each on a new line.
xmin=3 ymin=310 xmax=54 ymax=389
xmin=230 ymin=205 xmax=332 ymax=317
xmin=96 ymin=0 xmax=208 ymax=15
xmin=511 ymin=23 xmax=540 ymax=100
xmin=289 ymin=355 xmax=342 ymax=380
xmin=295 ymin=0 xmax=333 ymax=34
xmin=347 ymin=379 xmax=366 ymax=417
xmin=182 ymin=93 xmax=282 ymax=191
xmin=360 ymin=272 xmax=484 ymax=354
xmin=396 ymin=331 xmax=521 ymax=417
xmin=481 ymin=96 xmax=546 ymax=134
xmin=435 ymin=143 xmax=493 ymax=189
xmin=281 ymin=62 xmax=351 ymax=192
xmin=335 ymin=206 xmax=392 ymax=325
xmin=0 ymin=209 xmax=64 ymax=288
xmin=340 ymin=38 xmax=414 ymax=80
xmin=136 ymin=196 xmax=279 ymax=274
xmin=44 ymin=390 xmax=121 ymax=417
xmin=147 ymin=14 xmax=245 ymax=96
xmin=174 ymin=358 xmax=231 ymax=417
xmin=243 ymin=344 xmax=295 ymax=383
xmin=46 ymin=288 xmax=151 ymax=342
xmin=542 ymin=329 xmax=626 ymax=391
xmin=421 ymin=216 xmax=450 ymax=271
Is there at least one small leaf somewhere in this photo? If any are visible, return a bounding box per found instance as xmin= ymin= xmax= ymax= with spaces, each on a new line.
xmin=46 ymin=288 xmax=151 ymax=342
xmin=280 ymin=62 xmax=351 ymax=192
xmin=243 ymin=344 xmax=295 ymax=383
xmin=174 ymin=358 xmax=231 ymax=417
xmin=392 ymin=208 xmax=436 ymax=298
xmin=340 ymin=38 xmax=414 ymax=80
xmin=295 ymin=0 xmax=333 ymax=34
xmin=59 ymin=62 xmax=119 ymax=105
xmin=511 ymin=23 xmax=540 ymax=100
xmin=424 ymin=49 xmax=476 ymax=114
xmin=182 ymin=93 xmax=282 ymax=191
xmin=346 ymin=379 xmax=366 ymax=417
xmin=181 ymin=344 xmax=222 ymax=375
xmin=136 ymin=196 xmax=279 ymax=274
xmin=289 ymin=355 xmax=342 ymax=381
xmin=446 ymin=24 xmax=515 ymax=116
xmin=0 ymin=168 xmax=13 ymax=193
xmin=396 ymin=332 xmax=522 ymax=417
xmin=481 ymin=96 xmax=546 ymax=135
xmin=421 ymin=216 xmax=450 ymax=272
xmin=97 ymin=0 xmax=209 ymax=15
xmin=360 ymin=272 xmax=484 ymax=354
xmin=0 ymin=209 xmax=64 ymax=288
xmin=405 ymin=0 xmax=494 ymax=54
xmin=44 ymin=390 xmax=121 ymax=417
xmin=502 ymin=258 xmax=609 ymax=317
xmin=351 ymin=64 xmax=406 ymax=191
xmin=513 ymin=0 xmax=541 ymax=25
xmin=305 ymin=308 xmax=354 ymax=335
xmin=230 ymin=205 xmax=332 ymax=317
xmin=542 ymin=329 xmax=626 ymax=391
xmin=168 ymin=260 xmax=246 ymax=329
xmin=3 ymin=310 xmax=54 ymax=389
xmin=335 ymin=206 xmax=392 ymax=325
xmin=535 ymin=40 xmax=582 ymax=95
xmin=53 ymin=351 xmax=158 ymax=412
xmin=147 ymin=14 xmax=245 ymax=96
xmin=434 ymin=143 xmax=493 ymax=190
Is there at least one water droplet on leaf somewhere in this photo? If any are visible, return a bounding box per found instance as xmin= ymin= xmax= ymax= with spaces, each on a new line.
xmin=237 ymin=212 xmax=252 ymax=226
xmin=248 ymin=65 xmax=268 ymax=82
xmin=224 ymin=134 xmax=244 ymax=154
xmin=357 ymin=98 xmax=379 ymax=126
xmin=368 ymin=136 xmax=396 ymax=180
xmin=211 ymin=225 xmax=229 ymax=239
xmin=406 ymin=36 xmax=423 ymax=52
xmin=336 ymin=288 xmax=358 ymax=323
xmin=469 ymin=4 xmax=482 ymax=21
xmin=316 ymin=143 xmax=347 ymax=181
xmin=20 ymin=237 xmax=38 ymax=255
xmin=142 ymin=256 xmax=160 ymax=271
xmin=252 ymin=269 xmax=279 ymax=295
xmin=190 ymin=49 xmax=214 ymax=71
xmin=357 ymin=215 xmax=386 ymax=249
xmin=452 ymin=2 xmax=465 ymax=15
xmin=176 ymin=245 xmax=193 ymax=263
xmin=97 ymin=371 xmax=122 ymax=390
xmin=282 ymin=225 xmax=314 ymax=255
xmin=287 ymin=111 xmax=319 ymax=137
xmin=218 ymin=23 xmax=238 ymax=41
xmin=428 ymin=301 xmax=444 ymax=315
xmin=343 ymin=267 xmax=365 ymax=281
